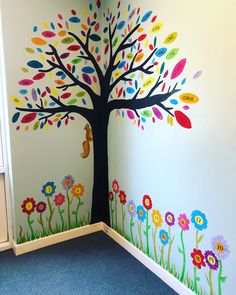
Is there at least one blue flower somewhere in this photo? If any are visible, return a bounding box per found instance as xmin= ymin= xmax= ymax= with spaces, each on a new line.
xmin=136 ymin=205 xmax=146 ymax=222
xmin=191 ymin=210 xmax=208 ymax=231
xmin=42 ymin=181 xmax=56 ymax=197
xmin=159 ymin=229 xmax=169 ymax=246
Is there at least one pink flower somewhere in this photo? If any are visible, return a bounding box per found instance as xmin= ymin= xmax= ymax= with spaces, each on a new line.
xmin=178 ymin=213 xmax=190 ymax=231
xmin=54 ymin=193 xmax=65 ymax=206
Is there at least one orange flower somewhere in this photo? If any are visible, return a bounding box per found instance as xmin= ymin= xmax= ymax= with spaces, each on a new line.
xmin=152 ymin=209 xmax=163 ymax=227
xmin=71 ymin=183 xmax=85 ymax=198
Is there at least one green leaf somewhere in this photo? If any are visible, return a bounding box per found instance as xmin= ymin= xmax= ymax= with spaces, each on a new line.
xmin=33 ymin=121 xmax=40 ymax=130
xmin=143 ymin=230 xmax=147 ymax=236
xmin=76 ymin=91 xmax=86 ymax=97
xmin=141 ymin=110 xmax=153 ymax=118
xmin=25 ymin=47 xmax=35 ymax=54
xmin=29 ymin=220 xmax=34 ymax=225
xmin=198 ymin=234 xmax=204 ymax=243
xmin=72 ymin=211 xmax=76 ymax=215
xmin=61 ymin=209 xmax=65 ymax=214
xmin=166 ymin=48 xmax=179 ymax=60
xmin=112 ymin=37 xmax=119 ymax=47
xmin=44 ymin=100 xmax=47 ymax=107
xmin=148 ymin=225 xmax=151 ymax=230
xmin=196 ymin=277 xmax=200 ymax=281
xmin=72 ymin=57 xmax=82 ymax=64
xmin=220 ymin=276 xmax=227 ymax=283
xmin=67 ymin=98 xmax=78 ymax=105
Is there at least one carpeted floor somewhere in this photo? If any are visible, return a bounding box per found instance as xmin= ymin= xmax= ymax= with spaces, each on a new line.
xmin=0 ymin=232 xmax=177 ymax=295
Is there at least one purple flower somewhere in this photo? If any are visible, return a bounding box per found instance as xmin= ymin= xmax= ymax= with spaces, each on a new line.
xmin=165 ymin=211 xmax=175 ymax=226
xmin=36 ymin=201 xmax=47 ymax=213
xmin=204 ymin=250 xmax=219 ymax=270
xmin=211 ymin=235 xmax=230 ymax=260
xmin=127 ymin=200 xmax=136 ymax=218
xmin=62 ymin=175 xmax=75 ymax=191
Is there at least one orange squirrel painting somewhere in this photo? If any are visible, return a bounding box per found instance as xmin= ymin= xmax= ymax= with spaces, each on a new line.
xmin=81 ymin=123 xmax=93 ymax=158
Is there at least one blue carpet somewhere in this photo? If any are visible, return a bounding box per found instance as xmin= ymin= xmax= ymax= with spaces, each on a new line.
xmin=0 ymin=232 xmax=177 ymax=295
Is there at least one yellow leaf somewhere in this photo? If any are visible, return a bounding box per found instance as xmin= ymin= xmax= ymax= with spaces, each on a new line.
xmin=51 ymin=88 xmax=58 ymax=96
xmin=47 ymin=72 xmax=53 ymax=79
xmin=164 ymin=32 xmax=178 ymax=44
xmin=151 ymin=22 xmax=163 ymax=33
xmin=42 ymin=22 xmax=49 ymax=29
xmin=39 ymin=54 xmax=46 ymax=61
xmin=137 ymin=27 xmax=144 ymax=33
xmin=69 ymin=24 xmax=74 ymax=31
xmin=10 ymin=96 xmax=25 ymax=107
xmin=143 ymin=77 xmax=155 ymax=89
xmin=82 ymin=8 xmax=87 ymax=16
xmin=127 ymin=53 xmax=134 ymax=60
xmin=144 ymin=40 xmax=149 ymax=48
xmin=44 ymin=123 xmax=49 ymax=131
xmin=119 ymin=117 xmax=123 ymax=124
xmin=179 ymin=93 xmax=199 ymax=104
xmin=53 ymin=41 xmax=59 ymax=47
xmin=114 ymin=71 xmax=121 ymax=78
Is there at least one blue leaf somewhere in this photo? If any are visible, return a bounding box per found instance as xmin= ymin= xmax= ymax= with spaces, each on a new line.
xmin=126 ymin=87 xmax=135 ymax=94
xmin=155 ymin=48 xmax=167 ymax=57
xmin=69 ymin=17 xmax=80 ymax=23
xmin=82 ymin=66 xmax=95 ymax=74
xmin=141 ymin=11 xmax=152 ymax=22
xmin=117 ymin=21 xmax=126 ymax=30
xmin=118 ymin=61 xmax=126 ymax=69
xmin=19 ymin=89 xmax=27 ymax=95
xmin=12 ymin=112 xmax=20 ymax=123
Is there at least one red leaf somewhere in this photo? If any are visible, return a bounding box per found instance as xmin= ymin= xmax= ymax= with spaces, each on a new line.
xmin=67 ymin=64 xmax=72 ymax=71
xmin=174 ymin=111 xmax=192 ymax=129
xmin=21 ymin=113 xmax=37 ymax=124
xmin=41 ymin=91 xmax=47 ymax=97
xmin=61 ymin=92 xmax=71 ymax=99
xmin=33 ymin=73 xmax=45 ymax=81
xmin=104 ymin=44 xmax=109 ymax=55
xmin=151 ymin=15 xmax=157 ymax=23
xmin=138 ymin=34 xmax=147 ymax=42
xmin=118 ymin=87 xmax=123 ymax=98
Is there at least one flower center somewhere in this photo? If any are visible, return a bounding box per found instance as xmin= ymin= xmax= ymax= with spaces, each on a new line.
xmin=46 ymin=186 xmax=52 ymax=194
xmin=216 ymin=242 xmax=224 ymax=253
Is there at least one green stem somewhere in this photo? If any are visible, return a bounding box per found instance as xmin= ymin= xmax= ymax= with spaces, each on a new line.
xmin=58 ymin=206 xmax=65 ymax=231
xmin=180 ymin=230 xmax=186 ymax=282
xmin=218 ymin=260 xmax=223 ymax=295
xmin=152 ymin=227 xmax=158 ymax=262
xmin=115 ymin=193 xmax=118 ymax=229
xmin=47 ymin=198 xmax=54 ymax=234
xmin=137 ymin=221 xmax=144 ymax=252
xmin=145 ymin=210 xmax=150 ymax=256
xmin=193 ymin=230 xmax=199 ymax=292
xmin=109 ymin=201 xmax=113 ymax=228
xmin=39 ymin=213 xmax=46 ymax=236
xmin=75 ymin=198 xmax=82 ymax=227
xmin=167 ymin=226 xmax=174 ymax=273
xmin=27 ymin=214 xmax=35 ymax=240
xmin=121 ymin=205 xmax=125 ymax=235
xmin=209 ymin=269 xmax=213 ymax=295
xmin=160 ymin=245 xmax=164 ymax=267
xmin=66 ymin=190 xmax=71 ymax=229
xmin=130 ymin=217 xmax=134 ymax=244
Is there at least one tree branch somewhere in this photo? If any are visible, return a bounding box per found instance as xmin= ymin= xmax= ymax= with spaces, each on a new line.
xmin=108 ymin=85 xmax=181 ymax=117
xmin=68 ymin=31 xmax=103 ymax=80
xmin=42 ymin=44 xmax=97 ymax=101
xmin=16 ymin=105 xmax=93 ymax=124
xmin=109 ymin=48 xmax=157 ymax=93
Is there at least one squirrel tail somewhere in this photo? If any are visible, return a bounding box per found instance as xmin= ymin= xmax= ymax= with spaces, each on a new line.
xmin=81 ymin=140 xmax=90 ymax=158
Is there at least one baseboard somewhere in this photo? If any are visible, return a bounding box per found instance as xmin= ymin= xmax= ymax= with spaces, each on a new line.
xmin=102 ymin=223 xmax=194 ymax=295
xmin=13 ymin=222 xmax=104 ymax=256
xmin=0 ymin=240 xmax=12 ymax=252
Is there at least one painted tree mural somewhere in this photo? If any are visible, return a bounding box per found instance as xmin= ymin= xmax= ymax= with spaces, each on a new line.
xmin=11 ymin=1 xmax=200 ymax=224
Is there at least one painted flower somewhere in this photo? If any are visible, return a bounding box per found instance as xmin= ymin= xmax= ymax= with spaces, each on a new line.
xmin=142 ymin=194 xmax=152 ymax=211
xmin=112 ymin=179 xmax=119 ymax=194
xmin=211 ymin=235 xmax=230 ymax=260
xmin=191 ymin=248 xmax=206 ymax=269
xmin=36 ymin=201 xmax=47 ymax=213
xmin=108 ymin=192 xmax=114 ymax=201
xmin=41 ymin=181 xmax=56 ymax=197
xmin=119 ymin=190 xmax=127 ymax=205
xmin=71 ymin=183 xmax=85 ymax=198
xmin=165 ymin=211 xmax=175 ymax=226
xmin=21 ymin=197 xmax=36 ymax=215
xmin=152 ymin=209 xmax=163 ymax=227
xmin=204 ymin=250 xmax=219 ymax=270
xmin=191 ymin=210 xmax=208 ymax=231
xmin=127 ymin=200 xmax=136 ymax=218
xmin=62 ymin=175 xmax=75 ymax=191
xmin=136 ymin=205 xmax=146 ymax=222
xmin=54 ymin=193 xmax=65 ymax=206
xmin=159 ymin=229 xmax=169 ymax=246
xmin=178 ymin=213 xmax=190 ymax=231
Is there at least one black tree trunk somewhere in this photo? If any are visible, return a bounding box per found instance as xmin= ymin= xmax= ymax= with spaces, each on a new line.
xmin=90 ymin=108 xmax=110 ymax=225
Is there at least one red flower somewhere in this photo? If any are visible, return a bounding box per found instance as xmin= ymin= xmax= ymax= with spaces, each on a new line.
xmin=108 ymin=192 xmax=114 ymax=201
xmin=21 ymin=197 xmax=36 ymax=215
xmin=119 ymin=191 xmax=127 ymax=205
xmin=112 ymin=179 xmax=119 ymax=194
xmin=191 ymin=248 xmax=206 ymax=269
xmin=54 ymin=193 xmax=65 ymax=206
xmin=143 ymin=195 xmax=152 ymax=211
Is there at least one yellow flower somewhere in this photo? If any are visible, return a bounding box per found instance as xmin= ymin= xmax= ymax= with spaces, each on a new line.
xmin=152 ymin=209 xmax=163 ymax=227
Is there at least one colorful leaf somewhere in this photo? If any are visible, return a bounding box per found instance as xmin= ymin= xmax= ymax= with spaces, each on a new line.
xmin=141 ymin=11 xmax=152 ymax=22
xmin=89 ymin=34 xmax=101 ymax=41
xmin=27 ymin=60 xmax=43 ymax=68
xmin=164 ymin=32 xmax=178 ymax=44
xmin=179 ymin=93 xmax=199 ymax=104
xmin=174 ymin=111 xmax=192 ymax=129
xmin=21 ymin=113 xmax=37 ymax=124
xmin=171 ymin=58 xmax=186 ymax=79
